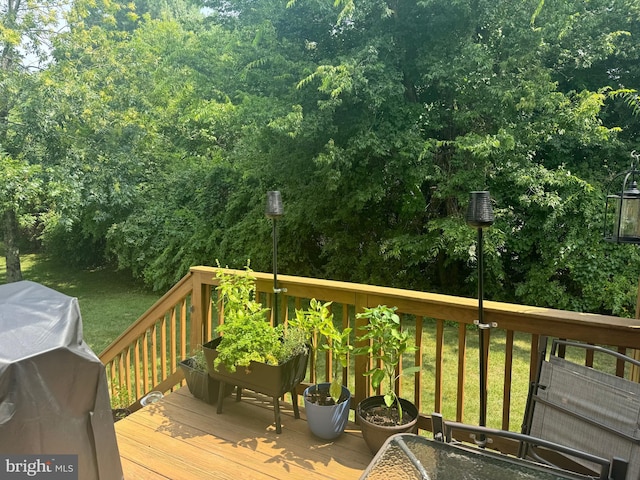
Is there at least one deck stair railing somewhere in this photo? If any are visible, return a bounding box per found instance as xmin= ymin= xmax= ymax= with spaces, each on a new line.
xmin=100 ymin=266 xmax=640 ymax=445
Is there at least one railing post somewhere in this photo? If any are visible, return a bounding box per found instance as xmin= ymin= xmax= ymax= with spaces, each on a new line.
xmin=190 ymin=271 xmax=207 ymax=351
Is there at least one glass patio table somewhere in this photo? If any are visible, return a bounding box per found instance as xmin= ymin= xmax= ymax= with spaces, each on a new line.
xmin=360 ymin=433 xmax=588 ymax=480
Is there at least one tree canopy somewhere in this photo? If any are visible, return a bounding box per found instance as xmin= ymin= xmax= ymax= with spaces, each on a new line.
xmin=2 ymin=0 xmax=640 ymax=316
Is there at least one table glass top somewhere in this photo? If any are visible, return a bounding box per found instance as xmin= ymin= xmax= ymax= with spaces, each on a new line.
xmin=361 ymin=434 xmax=586 ymax=480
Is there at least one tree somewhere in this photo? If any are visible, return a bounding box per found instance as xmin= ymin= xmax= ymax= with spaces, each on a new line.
xmin=0 ymin=0 xmax=71 ymax=281
xmin=18 ymin=0 xmax=640 ymax=318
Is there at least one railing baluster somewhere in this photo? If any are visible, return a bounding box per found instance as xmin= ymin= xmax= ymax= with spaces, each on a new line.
xmin=529 ymin=334 xmax=540 ymax=384
xmin=121 ymin=360 xmax=127 ymax=400
xmin=151 ymin=322 xmax=158 ymax=387
xmin=456 ymin=322 xmax=467 ymax=422
xmin=414 ymin=316 xmax=423 ymax=412
xmin=586 ymin=344 xmax=595 ymax=367
xmin=326 ymin=301 xmax=333 ymax=383
xmin=160 ymin=316 xmax=167 ymax=384
xmin=435 ymin=318 xmax=444 ymax=414
xmin=170 ymin=310 xmax=177 ymax=377
xmin=134 ymin=338 xmax=141 ymax=400
xmin=396 ymin=315 xmax=403 ymax=398
xmin=502 ymin=329 xmax=515 ymax=430
xmin=142 ymin=330 xmax=149 ymax=394
xmin=342 ymin=305 xmax=350 ymax=388
xmin=180 ymin=303 xmax=187 ymax=362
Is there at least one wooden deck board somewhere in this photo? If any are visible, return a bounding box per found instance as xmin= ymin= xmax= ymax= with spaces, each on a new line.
xmin=115 ymin=387 xmax=373 ymax=480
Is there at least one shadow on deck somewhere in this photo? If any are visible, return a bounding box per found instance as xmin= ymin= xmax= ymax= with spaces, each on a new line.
xmin=115 ymin=387 xmax=373 ymax=479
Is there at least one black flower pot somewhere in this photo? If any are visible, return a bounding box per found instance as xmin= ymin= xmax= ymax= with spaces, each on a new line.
xmin=179 ymin=357 xmax=234 ymax=405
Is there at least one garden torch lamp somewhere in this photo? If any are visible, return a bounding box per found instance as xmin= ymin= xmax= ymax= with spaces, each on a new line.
xmin=266 ymin=191 xmax=284 ymax=325
xmin=465 ymin=191 xmax=495 ymax=445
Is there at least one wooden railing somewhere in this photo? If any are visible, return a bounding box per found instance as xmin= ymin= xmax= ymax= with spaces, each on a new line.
xmin=100 ymin=266 xmax=640 ymax=443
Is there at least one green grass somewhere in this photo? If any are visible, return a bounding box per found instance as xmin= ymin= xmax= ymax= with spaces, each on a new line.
xmin=0 ymin=253 xmax=161 ymax=355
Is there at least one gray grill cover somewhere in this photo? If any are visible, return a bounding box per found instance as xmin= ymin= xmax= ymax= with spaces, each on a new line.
xmin=0 ymin=281 xmax=123 ymax=480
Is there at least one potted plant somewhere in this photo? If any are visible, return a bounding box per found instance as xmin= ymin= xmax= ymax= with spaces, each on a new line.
xmin=110 ymin=387 xmax=132 ymax=422
xmin=354 ymin=305 xmax=421 ymax=454
xmin=179 ymin=347 xmax=234 ymax=405
xmin=290 ymin=299 xmax=352 ymax=440
xmin=202 ymin=264 xmax=309 ymax=434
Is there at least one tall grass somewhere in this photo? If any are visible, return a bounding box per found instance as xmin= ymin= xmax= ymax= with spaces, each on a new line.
xmin=0 ymin=253 xmax=161 ymax=355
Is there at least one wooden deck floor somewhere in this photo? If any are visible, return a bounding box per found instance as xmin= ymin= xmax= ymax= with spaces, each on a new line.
xmin=114 ymin=387 xmax=374 ymax=480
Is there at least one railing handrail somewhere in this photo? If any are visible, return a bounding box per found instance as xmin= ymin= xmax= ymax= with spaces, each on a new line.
xmin=191 ymin=266 xmax=640 ymax=346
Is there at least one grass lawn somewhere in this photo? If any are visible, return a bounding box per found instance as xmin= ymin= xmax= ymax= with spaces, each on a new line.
xmin=0 ymin=253 xmax=161 ymax=355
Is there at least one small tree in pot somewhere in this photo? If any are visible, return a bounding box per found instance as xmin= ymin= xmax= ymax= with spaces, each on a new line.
xmin=355 ymin=305 xmax=420 ymax=453
xmin=291 ymin=299 xmax=353 ymax=439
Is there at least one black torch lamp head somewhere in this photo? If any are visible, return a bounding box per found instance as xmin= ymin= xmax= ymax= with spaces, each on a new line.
xmin=466 ymin=191 xmax=495 ymax=228
xmin=265 ymin=191 xmax=284 ymax=219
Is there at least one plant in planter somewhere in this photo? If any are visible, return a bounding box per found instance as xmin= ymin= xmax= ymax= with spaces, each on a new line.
xmin=290 ymin=299 xmax=353 ymax=439
xmin=355 ymin=305 xmax=421 ymax=454
xmin=110 ymin=387 xmax=132 ymax=422
xmin=179 ymin=348 xmax=234 ymax=405
xmin=202 ymin=264 xmax=309 ymax=433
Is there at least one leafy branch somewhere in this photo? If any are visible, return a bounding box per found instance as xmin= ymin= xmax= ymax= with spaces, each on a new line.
xmin=355 ymin=305 xmax=419 ymax=421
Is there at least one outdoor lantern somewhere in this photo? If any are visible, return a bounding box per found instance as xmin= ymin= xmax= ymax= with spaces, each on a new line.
xmin=265 ymin=190 xmax=284 ymax=219
xmin=466 ymin=191 xmax=495 ymax=228
xmin=266 ymin=191 xmax=284 ymax=325
xmin=604 ymin=151 xmax=640 ymax=244
xmin=604 ymin=151 xmax=640 ymax=381
xmin=465 ymin=191 xmax=495 ymax=444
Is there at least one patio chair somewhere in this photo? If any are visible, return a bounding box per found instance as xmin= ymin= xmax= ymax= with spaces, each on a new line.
xmin=431 ymin=413 xmax=628 ymax=480
xmin=521 ymin=338 xmax=640 ymax=480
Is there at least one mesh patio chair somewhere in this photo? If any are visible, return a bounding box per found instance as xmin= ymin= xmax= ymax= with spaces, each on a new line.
xmin=431 ymin=413 xmax=628 ymax=480
xmin=520 ymin=338 xmax=640 ymax=480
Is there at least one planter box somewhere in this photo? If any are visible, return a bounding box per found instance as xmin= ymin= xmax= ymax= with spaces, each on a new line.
xmin=179 ymin=357 xmax=234 ymax=405
xmin=202 ymin=337 xmax=309 ymax=433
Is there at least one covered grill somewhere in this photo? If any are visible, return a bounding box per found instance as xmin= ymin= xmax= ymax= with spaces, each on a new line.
xmin=0 ymin=281 xmax=123 ymax=480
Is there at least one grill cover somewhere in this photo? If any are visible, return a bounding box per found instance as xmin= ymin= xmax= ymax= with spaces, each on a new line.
xmin=0 ymin=281 xmax=123 ymax=480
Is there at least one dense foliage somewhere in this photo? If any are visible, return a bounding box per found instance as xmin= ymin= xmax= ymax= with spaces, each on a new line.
xmin=2 ymin=0 xmax=640 ymax=316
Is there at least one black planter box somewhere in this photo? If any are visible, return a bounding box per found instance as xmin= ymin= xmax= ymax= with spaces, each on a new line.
xmin=179 ymin=357 xmax=234 ymax=405
xmin=202 ymin=336 xmax=309 ymax=433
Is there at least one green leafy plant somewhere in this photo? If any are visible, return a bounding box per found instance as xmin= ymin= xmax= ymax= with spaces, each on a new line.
xmin=213 ymin=263 xmax=305 ymax=372
xmin=355 ymin=305 xmax=419 ymax=422
xmin=291 ymin=299 xmax=352 ymax=403
xmin=110 ymin=387 xmax=133 ymax=410
xmin=190 ymin=347 xmax=208 ymax=372
xmin=328 ymin=326 xmax=353 ymax=402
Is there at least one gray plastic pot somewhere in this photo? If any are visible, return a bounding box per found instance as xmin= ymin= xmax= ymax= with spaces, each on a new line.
xmin=304 ymin=383 xmax=351 ymax=440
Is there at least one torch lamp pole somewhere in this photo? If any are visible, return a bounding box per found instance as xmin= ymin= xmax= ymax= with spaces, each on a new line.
xmin=465 ymin=191 xmax=495 ymax=446
xmin=266 ymin=191 xmax=284 ymax=326
xmin=477 ymin=226 xmax=488 ymax=430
